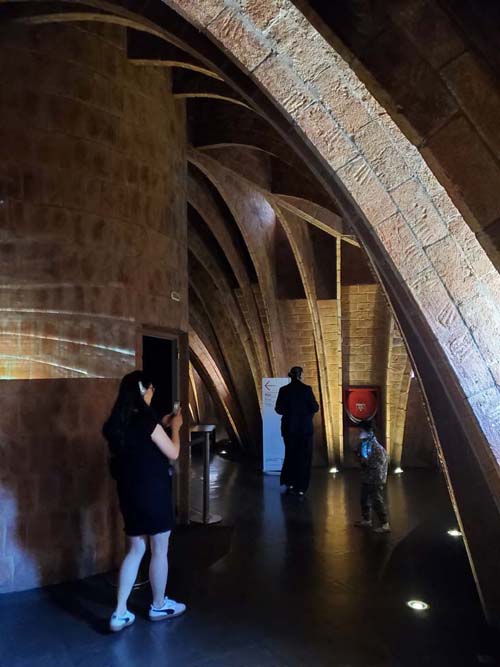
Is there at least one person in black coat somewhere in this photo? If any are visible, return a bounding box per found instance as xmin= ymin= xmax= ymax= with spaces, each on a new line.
xmin=275 ymin=366 xmax=319 ymax=495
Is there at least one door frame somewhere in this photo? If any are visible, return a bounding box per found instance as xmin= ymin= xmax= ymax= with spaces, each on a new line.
xmin=136 ymin=325 xmax=190 ymax=524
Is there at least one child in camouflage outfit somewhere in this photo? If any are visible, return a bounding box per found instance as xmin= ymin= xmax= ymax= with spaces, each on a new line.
xmin=354 ymin=420 xmax=390 ymax=533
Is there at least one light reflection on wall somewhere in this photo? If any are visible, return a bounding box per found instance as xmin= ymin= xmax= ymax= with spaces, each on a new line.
xmin=0 ymin=356 xmax=91 ymax=379
xmin=0 ymin=314 xmax=136 ymax=379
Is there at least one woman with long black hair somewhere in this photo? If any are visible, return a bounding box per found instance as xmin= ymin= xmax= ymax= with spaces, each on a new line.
xmin=103 ymin=370 xmax=185 ymax=632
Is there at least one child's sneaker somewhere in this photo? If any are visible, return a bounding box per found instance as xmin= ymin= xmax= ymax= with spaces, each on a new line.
xmin=149 ymin=597 xmax=186 ymax=621
xmin=109 ymin=609 xmax=135 ymax=632
xmin=354 ymin=519 xmax=372 ymax=528
xmin=373 ymin=523 xmax=391 ymax=533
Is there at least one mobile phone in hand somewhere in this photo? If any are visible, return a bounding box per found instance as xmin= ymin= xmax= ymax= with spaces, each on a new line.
xmin=172 ymin=401 xmax=181 ymax=415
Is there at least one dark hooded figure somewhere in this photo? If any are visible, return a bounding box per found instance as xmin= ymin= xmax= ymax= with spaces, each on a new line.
xmin=275 ymin=366 xmax=319 ymax=495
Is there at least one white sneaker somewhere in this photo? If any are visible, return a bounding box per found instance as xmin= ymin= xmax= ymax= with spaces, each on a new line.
xmin=149 ymin=597 xmax=186 ymax=621
xmin=109 ymin=609 xmax=135 ymax=632
xmin=354 ymin=519 xmax=372 ymax=528
xmin=373 ymin=523 xmax=391 ymax=533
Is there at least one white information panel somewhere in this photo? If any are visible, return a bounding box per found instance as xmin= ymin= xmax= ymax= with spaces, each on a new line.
xmin=262 ymin=377 xmax=290 ymax=473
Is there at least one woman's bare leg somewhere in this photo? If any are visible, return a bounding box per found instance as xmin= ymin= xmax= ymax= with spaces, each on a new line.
xmin=149 ymin=531 xmax=171 ymax=608
xmin=115 ymin=535 xmax=147 ymax=614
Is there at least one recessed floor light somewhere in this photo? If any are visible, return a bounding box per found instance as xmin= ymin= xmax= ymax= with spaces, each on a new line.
xmin=394 ymin=467 xmax=404 ymax=474
xmin=406 ymin=600 xmax=430 ymax=611
xmin=447 ymin=529 xmax=462 ymax=537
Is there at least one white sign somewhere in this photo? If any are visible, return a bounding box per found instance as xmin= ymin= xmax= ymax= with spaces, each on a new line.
xmin=262 ymin=377 xmax=290 ymax=473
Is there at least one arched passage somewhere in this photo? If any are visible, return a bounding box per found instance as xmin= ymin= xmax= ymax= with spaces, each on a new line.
xmin=165 ymin=0 xmax=499 ymax=455
xmin=163 ymin=0 xmax=500 ymax=623
xmin=0 ymin=0 xmax=499 ymax=627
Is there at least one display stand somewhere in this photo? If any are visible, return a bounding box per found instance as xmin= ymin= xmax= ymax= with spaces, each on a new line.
xmin=189 ymin=424 xmax=222 ymax=525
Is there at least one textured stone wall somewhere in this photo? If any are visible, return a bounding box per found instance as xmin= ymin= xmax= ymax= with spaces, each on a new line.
xmin=0 ymin=22 xmax=188 ymax=592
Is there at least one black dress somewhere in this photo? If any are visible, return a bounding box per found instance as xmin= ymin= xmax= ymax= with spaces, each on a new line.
xmin=113 ymin=410 xmax=175 ymax=536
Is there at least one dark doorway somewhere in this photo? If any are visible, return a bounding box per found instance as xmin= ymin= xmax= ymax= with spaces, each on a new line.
xmin=142 ymin=334 xmax=178 ymax=418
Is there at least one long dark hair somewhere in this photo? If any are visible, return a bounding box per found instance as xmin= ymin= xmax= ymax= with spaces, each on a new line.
xmin=103 ymin=370 xmax=152 ymax=452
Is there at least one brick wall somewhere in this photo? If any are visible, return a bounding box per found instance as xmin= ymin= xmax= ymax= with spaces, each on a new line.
xmin=342 ymin=284 xmax=390 ymax=463
xmin=0 ymin=23 xmax=188 ymax=592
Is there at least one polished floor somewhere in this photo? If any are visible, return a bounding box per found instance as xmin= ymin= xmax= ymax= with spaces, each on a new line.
xmin=0 ymin=458 xmax=498 ymax=667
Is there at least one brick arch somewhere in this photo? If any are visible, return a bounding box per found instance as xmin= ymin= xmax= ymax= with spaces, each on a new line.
xmin=187 ymin=165 xmax=273 ymax=379
xmin=189 ymin=149 xmax=289 ymax=376
xmin=188 ymin=248 xmax=261 ymax=443
xmin=188 ymin=210 xmax=263 ymax=391
xmin=168 ymin=0 xmax=500 ymax=461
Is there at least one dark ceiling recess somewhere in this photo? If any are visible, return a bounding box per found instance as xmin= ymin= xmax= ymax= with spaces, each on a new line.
xmin=274 ymin=223 xmax=306 ymax=300
xmin=341 ymin=242 xmax=377 ymax=286
xmin=270 ymin=156 xmax=340 ymax=212
xmin=293 ymin=0 xmax=387 ymax=53
xmin=440 ymin=0 xmax=500 ymax=83
xmin=127 ymin=26 xmax=210 ymax=73
xmin=186 ymin=98 xmax=305 ymax=173
xmin=294 ymin=0 xmax=500 ymax=86
xmin=309 ymin=226 xmax=337 ymax=299
xmin=172 ymin=68 xmax=248 ymax=106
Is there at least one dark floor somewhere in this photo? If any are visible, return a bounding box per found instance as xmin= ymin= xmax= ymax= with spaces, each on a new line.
xmin=1 ymin=459 xmax=498 ymax=667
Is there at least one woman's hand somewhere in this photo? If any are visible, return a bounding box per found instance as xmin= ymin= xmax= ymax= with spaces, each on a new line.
xmin=161 ymin=412 xmax=174 ymax=428
xmin=170 ymin=408 xmax=183 ymax=433
xmin=162 ymin=406 xmax=183 ymax=430
xmin=152 ymin=408 xmax=183 ymax=461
